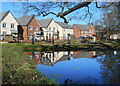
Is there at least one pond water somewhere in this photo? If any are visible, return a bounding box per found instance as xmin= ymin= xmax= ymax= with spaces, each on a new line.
xmin=24 ymin=50 xmax=120 ymax=84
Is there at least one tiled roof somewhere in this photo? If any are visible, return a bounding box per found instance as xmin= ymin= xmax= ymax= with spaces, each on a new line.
xmin=38 ymin=18 xmax=53 ymax=28
xmin=16 ymin=15 xmax=34 ymax=25
xmin=0 ymin=10 xmax=9 ymax=23
xmin=55 ymin=21 xmax=73 ymax=29
xmin=74 ymin=24 xmax=91 ymax=31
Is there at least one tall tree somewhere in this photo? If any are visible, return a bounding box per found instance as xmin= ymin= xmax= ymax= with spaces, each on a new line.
xmin=94 ymin=2 xmax=120 ymax=40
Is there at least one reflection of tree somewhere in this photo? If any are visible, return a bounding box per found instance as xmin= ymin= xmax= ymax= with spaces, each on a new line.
xmin=97 ymin=51 xmax=120 ymax=84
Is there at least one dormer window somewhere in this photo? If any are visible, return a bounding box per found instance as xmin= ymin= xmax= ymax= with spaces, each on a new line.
xmin=3 ymin=23 xmax=6 ymax=28
xmin=11 ymin=23 xmax=14 ymax=28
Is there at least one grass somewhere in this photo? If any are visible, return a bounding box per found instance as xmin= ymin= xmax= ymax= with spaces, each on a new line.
xmin=2 ymin=43 xmax=58 ymax=85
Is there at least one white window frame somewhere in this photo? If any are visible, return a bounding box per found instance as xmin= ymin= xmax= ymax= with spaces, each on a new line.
xmin=92 ymin=30 xmax=94 ymax=33
xmin=35 ymin=26 xmax=38 ymax=30
xmin=3 ymin=23 xmax=6 ymax=28
xmin=81 ymin=31 xmax=84 ymax=33
xmin=29 ymin=26 xmax=33 ymax=30
xmin=11 ymin=23 xmax=14 ymax=28
xmin=89 ymin=30 xmax=91 ymax=33
xmin=85 ymin=31 xmax=87 ymax=33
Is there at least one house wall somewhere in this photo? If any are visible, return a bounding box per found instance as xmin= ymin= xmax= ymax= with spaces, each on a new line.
xmin=42 ymin=19 xmax=58 ymax=40
xmin=73 ymin=25 xmax=96 ymax=39
xmin=21 ymin=16 xmax=41 ymax=40
xmin=56 ymin=23 xmax=73 ymax=40
xmin=0 ymin=12 xmax=18 ymax=35
xmin=73 ymin=25 xmax=81 ymax=39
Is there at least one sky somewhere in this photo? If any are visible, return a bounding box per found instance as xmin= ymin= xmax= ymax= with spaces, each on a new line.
xmin=0 ymin=1 xmax=104 ymax=26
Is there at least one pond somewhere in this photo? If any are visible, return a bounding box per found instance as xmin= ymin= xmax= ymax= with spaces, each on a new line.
xmin=24 ymin=50 xmax=120 ymax=84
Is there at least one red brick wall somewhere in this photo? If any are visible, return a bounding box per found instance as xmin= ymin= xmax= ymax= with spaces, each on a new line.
xmin=72 ymin=25 xmax=81 ymax=39
xmin=22 ymin=26 xmax=28 ymax=40
xmin=72 ymin=25 xmax=96 ymax=39
xmin=22 ymin=16 xmax=41 ymax=40
xmin=27 ymin=17 xmax=41 ymax=36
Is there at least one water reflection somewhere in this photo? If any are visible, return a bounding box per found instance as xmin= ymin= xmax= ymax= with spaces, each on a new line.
xmin=24 ymin=50 xmax=119 ymax=84
xmin=24 ymin=51 xmax=97 ymax=66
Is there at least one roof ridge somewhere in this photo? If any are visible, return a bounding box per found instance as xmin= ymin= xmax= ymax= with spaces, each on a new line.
xmin=16 ymin=15 xmax=34 ymax=19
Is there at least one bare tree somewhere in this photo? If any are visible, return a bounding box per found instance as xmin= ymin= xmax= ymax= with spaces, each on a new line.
xmin=20 ymin=1 xmax=114 ymax=23
xmin=94 ymin=2 xmax=120 ymax=40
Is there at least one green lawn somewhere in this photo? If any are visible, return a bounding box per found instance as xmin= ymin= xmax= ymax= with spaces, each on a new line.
xmin=2 ymin=43 xmax=58 ymax=85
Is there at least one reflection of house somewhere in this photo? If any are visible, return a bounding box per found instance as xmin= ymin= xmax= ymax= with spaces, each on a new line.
xmin=72 ymin=24 xmax=96 ymax=39
xmin=17 ymin=15 xmax=41 ymax=41
xmin=55 ymin=21 xmax=73 ymax=40
xmin=24 ymin=52 xmax=40 ymax=66
xmin=72 ymin=51 xmax=95 ymax=58
xmin=24 ymin=51 xmax=73 ymax=66
xmin=38 ymin=18 xmax=59 ymax=41
xmin=0 ymin=10 xmax=18 ymax=36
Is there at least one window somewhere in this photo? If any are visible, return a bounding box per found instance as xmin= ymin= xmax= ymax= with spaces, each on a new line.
xmin=29 ymin=33 xmax=32 ymax=36
xmin=36 ymin=55 xmax=39 ymax=59
xmin=49 ymin=33 xmax=51 ymax=39
xmin=63 ymin=34 xmax=66 ymax=39
xmin=35 ymin=26 xmax=38 ymax=30
xmin=92 ymin=30 xmax=94 ymax=33
xmin=11 ymin=23 xmax=14 ymax=28
xmin=49 ymin=27 xmax=51 ymax=31
xmin=81 ymin=31 xmax=84 ymax=33
xmin=89 ymin=30 xmax=91 ymax=33
xmin=3 ymin=31 xmax=6 ymax=35
xmin=29 ymin=26 xmax=32 ymax=30
xmin=85 ymin=31 xmax=87 ymax=33
xmin=3 ymin=23 xmax=6 ymax=27
xmin=53 ymin=28 xmax=55 ymax=31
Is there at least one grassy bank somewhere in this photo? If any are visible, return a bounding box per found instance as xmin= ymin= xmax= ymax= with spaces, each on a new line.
xmin=2 ymin=44 xmax=58 ymax=85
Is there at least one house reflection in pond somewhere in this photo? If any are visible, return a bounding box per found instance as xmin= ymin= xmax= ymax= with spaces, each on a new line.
xmin=24 ymin=51 xmax=73 ymax=66
xmin=72 ymin=51 xmax=97 ymax=59
xmin=24 ymin=51 xmax=97 ymax=66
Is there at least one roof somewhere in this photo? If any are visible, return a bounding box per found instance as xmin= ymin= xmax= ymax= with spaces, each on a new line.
xmin=16 ymin=15 xmax=34 ymax=25
xmin=38 ymin=18 xmax=53 ymax=28
xmin=74 ymin=24 xmax=91 ymax=31
xmin=55 ymin=21 xmax=73 ymax=29
xmin=0 ymin=10 xmax=10 ymax=23
xmin=74 ymin=52 xmax=92 ymax=58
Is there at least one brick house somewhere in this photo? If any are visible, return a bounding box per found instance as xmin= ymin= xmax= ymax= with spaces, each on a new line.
xmin=72 ymin=24 xmax=96 ymax=39
xmin=17 ymin=15 xmax=41 ymax=41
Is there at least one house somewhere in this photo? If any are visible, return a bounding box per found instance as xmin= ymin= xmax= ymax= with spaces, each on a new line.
xmin=16 ymin=15 xmax=41 ymax=41
xmin=38 ymin=18 xmax=59 ymax=41
xmin=72 ymin=51 xmax=96 ymax=59
xmin=0 ymin=10 xmax=19 ymax=39
xmin=72 ymin=24 xmax=96 ymax=39
xmin=55 ymin=21 xmax=73 ymax=40
xmin=110 ymin=33 xmax=120 ymax=39
xmin=24 ymin=51 xmax=73 ymax=66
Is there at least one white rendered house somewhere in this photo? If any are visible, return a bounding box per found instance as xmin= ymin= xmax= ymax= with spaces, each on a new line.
xmin=0 ymin=10 xmax=19 ymax=37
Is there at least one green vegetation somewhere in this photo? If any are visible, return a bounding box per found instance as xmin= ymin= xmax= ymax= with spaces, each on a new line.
xmin=2 ymin=44 xmax=58 ymax=85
